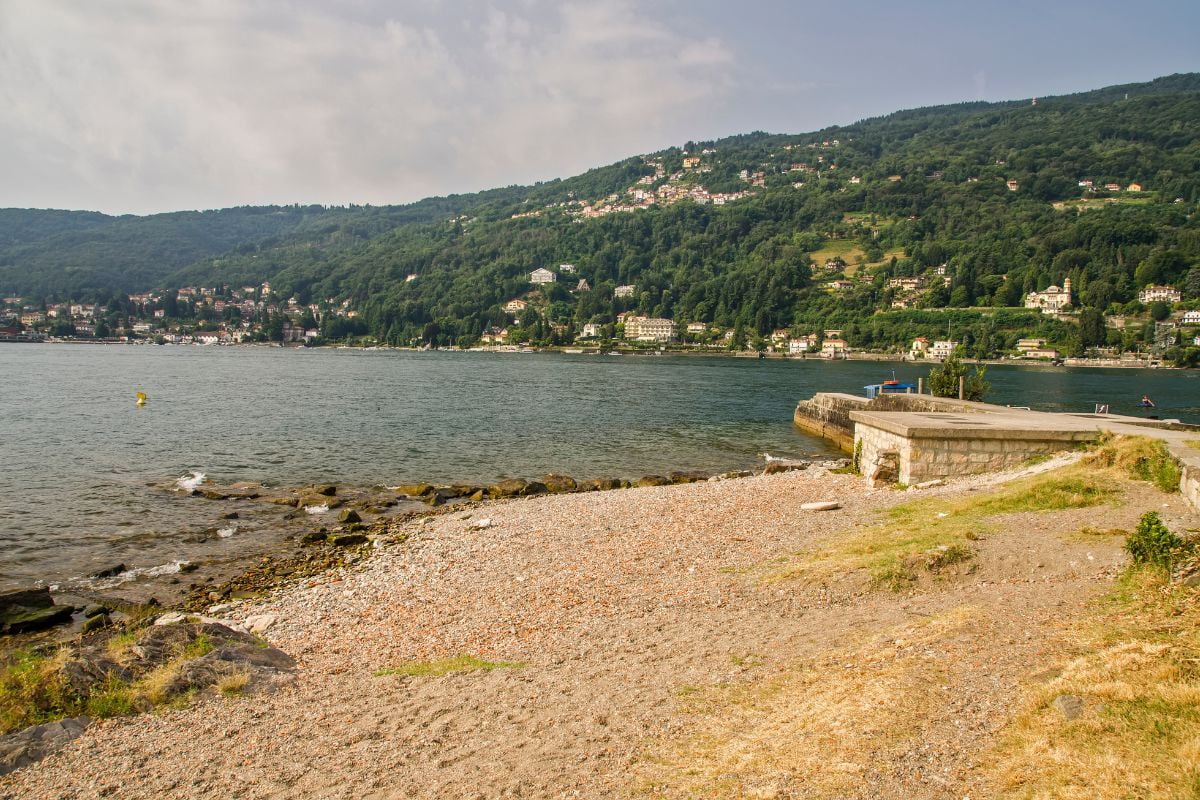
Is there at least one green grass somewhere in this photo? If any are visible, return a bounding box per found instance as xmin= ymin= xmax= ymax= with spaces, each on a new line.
xmin=1086 ymin=437 xmax=1180 ymax=493
xmin=373 ymin=655 xmax=524 ymax=678
xmin=765 ymin=471 xmax=1118 ymax=590
xmin=0 ymin=650 xmax=80 ymax=734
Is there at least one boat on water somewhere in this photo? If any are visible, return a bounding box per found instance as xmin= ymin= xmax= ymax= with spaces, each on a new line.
xmin=863 ymin=374 xmax=918 ymax=399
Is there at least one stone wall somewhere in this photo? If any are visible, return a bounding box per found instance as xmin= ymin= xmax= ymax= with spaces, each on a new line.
xmin=1177 ymin=454 xmax=1200 ymax=513
xmin=853 ymin=425 xmax=1092 ymax=486
xmin=793 ymin=393 xmax=869 ymax=452
xmin=795 ymin=392 xmax=1006 ymax=454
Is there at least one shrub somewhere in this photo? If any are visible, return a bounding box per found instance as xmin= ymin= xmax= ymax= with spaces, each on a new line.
xmin=1125 ymin=512 xmax=1189 ymax=570
xmin=928 ymin=348 xmax=989 ymax=400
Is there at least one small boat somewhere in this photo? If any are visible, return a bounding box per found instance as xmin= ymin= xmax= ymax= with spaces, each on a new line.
xmin=863 ymin=372 xmax=917 ymax=399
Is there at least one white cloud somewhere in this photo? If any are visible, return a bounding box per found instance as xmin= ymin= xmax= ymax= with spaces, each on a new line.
xmin=0 ymin=0 xmax=738 ymax=213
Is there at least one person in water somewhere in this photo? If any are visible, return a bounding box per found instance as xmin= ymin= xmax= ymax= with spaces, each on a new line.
xmin=1140 ymin=394 xmax=1156 ymax=408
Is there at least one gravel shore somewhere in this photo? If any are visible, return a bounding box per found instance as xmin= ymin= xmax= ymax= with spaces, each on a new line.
xmin=3 ymin=460 xmax=1174 ymax=799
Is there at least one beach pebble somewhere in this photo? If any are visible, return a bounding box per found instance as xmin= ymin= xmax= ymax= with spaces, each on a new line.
xmin=800 ymin=501 xmax=841 ymax=511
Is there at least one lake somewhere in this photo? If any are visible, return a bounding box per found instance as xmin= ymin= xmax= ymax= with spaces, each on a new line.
xmin=1 ymin=344 xmax=1197 ymax=591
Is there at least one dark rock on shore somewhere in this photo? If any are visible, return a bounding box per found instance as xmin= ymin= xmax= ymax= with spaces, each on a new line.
xmin=523 ymin=480 xmax=548 ymax=496
xmin=312 ymin=484 xmax=337 ymax=497
xmin=0 ymin=588 xmax=74 ymax=636
xmin=90 ymin=564 xmax=127 ymax=579
xmin=583 ymin=478 xmax=622 ymax=491
xmin=635 ymin=475 xmax=671 ymax=487
xmin=338 ymin=509 xmax=362 ymax=524
xmin=329 ymin=533 xmax=368 ymax=547
xmin=541 ymin=474 xmax=577 ymax=493
xmin=0 ymin=717 xmax=91 ymax=777
xmin=80 ymin=613 xmax=112 ymax=634
xmin=299 ymin=530 xmax=327 ymax=545
xmin=669 ymin=470 xmax=709 ymax=484
xmin=488 ymin=478 xmax=529 ymax=498
xmin=298 ymin=494 xmax=342 ymax=509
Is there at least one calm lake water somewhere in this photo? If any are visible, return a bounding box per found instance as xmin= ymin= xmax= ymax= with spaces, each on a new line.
xmin=1 ymin=344 xmax=1197 ymax=590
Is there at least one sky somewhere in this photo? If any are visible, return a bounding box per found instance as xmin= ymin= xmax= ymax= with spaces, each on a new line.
xmin=1 ymin=0 xmax=1197 ymax=215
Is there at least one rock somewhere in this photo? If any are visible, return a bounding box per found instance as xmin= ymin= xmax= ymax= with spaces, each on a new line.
xmin=201 ymin=489 xmax=230 ymax=501
xmin=89 ymin=564 xmax=127 ymax=579
xmin=722 ymin=470 xmax=754 ymax=479
xmin=668 ymin=470 xmax=709 ymax=484
xmin=61 ymin=651 xmax=132 ymax=695
xmin=763 ymin=461 xmax=807 ymax=475
xmin=298 ymin=494 xmax=342 ymax=510
xmin=1053 ymin=694 xmax=1085 ymax=720
xmin=338 ymin=509 xmax=362 ymax=524
xmin=468 ymin=489 xmax=486 ymax=502
xmin=265 ymin=495 xmax=299 ymax=506
xmin=80 ymin=613 xmax=111 ymax=634
xmin=221 ymin=511 xmax=240 ymax=520
xmin=523 ymin=481 xmax=548 ymax=496
xmin=467 ymin=518 xmax=493 ymax=531
xmin=394 ymin=483 xmax=434 ymax=498
xmin=635 ymin=475 xmax=671 ymax=487
xmin=0 ymin=716 xmax=91 ymax=776
xmin=329 ymin=533 xmax=368 ymax=547
xmin=153 ymin=611 xmax=190 ymax=626
xmin=179 ymin=562 xmax=199 ymax=574
xmin=313 ymin=484 xmax=337 ymax=497
xmin=82 ymin=604 xmax=111 ymax=619
xmin=299 ymin=530 xmax=328 ymax=545
xmin=0 ymin=588 xmax=74 ymax=635
xmin=800 ymin=501 xmax=841 ymax=511
xmin=911 ymin=479 xmax=946 ymax=490
xmin=244 ymin=614 xmax=277 ymax=635
xmin=540 ymin=474 xmax=577 ymax=493
xmin=423 ymin=491 xmax=447 ymax=507
xmin=488 ymin=478 xmax=529 ymax=498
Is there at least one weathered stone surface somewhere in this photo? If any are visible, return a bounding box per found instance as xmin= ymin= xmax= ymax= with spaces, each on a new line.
xmin=800 ymin=501 xmax=841 ymax=511
xmin=89 ymin=564 xmax=127 ymax=579
xmin=244 ymin=614 xmax=277 ymax=635
xmin=540 ymin=474 xmax=577 ymax=493
xmin=297 ymin=494 xmax=342 ymax=510
xmin=488 ymin=478 xmax=529 ymax=498
xmin=583 ymin=478 xmax=621 ymax=491
xmin=299 ymin=530 xmax=327 ymax=545
xmin=635 ymin=475 xmax=671 ymax=487
xmin=201 ymin=489 xmax=230 ymax=500
xmin=329 ymin=533 xmax=368 ymax=547
xmin=0 ymin=588 xmax=74 ymax=635
xmin=313 ymin=484 xmax=337 ymax=497
xmin=668 ymin=470 xmax=709 ymax=484
xmin=61 ymin=651 xmax=132 ymax=696
xmin=523 ymin=481 xmax=548 ymax=496
xmin=82 ymin=604 xmax=110 ymax=619
xmin=468 ymin=489 xmax=486 ymax=502
xmin=394 ymin=483 xmax=434 ymax=498
xmin=763 ymin=461 xmax=807 ymax=476
xmin=0 ymin=717 xmax=90 ymax=777
xmin=80 ymin=613 xmax=111 ymax=634
xmin=423 ymin=491 xmax=447 ymax=506
xmin=338 ymin=509 xmax=362 ymax=524
xmin=221 ymin=511 xmax=240 ymax=520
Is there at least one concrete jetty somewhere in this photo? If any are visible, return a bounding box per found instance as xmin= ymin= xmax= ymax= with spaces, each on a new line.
xmin=794 ymin=392 xmax=1200 ymax=510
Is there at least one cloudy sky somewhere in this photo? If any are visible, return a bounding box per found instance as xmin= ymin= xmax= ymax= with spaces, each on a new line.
xmin=1 ymin=0 xmax=1196 ymax=215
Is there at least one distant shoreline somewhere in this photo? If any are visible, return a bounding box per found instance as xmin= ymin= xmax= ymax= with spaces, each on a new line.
xmin=18 ymin=338 xmax=1183 ymax=370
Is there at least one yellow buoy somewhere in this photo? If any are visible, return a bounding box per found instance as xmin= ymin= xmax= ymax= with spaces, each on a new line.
xmin=136 ymin=391 xmax=147 ymax=406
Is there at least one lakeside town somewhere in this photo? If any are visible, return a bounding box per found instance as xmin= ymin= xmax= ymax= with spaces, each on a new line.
xmin=4 ymin=262 xmax=1199 ymax=368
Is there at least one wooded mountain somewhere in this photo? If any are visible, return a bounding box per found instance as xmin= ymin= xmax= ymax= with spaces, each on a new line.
xmin=4 ymin=73 xmax=1199 ymax=353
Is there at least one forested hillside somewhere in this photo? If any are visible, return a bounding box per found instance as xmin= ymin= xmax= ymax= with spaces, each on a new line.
xmin=4 ymin=73 xmax=1200 ymax=357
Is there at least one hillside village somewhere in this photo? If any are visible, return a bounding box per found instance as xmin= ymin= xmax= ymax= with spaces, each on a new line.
xmin=2 ymin=78 xmax=1199 ymax=365
xmin=5 ymin=253 xmax=1199 ymax=365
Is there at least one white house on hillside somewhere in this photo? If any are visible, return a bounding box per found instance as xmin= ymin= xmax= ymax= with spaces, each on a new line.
xmin=930 ymin=340 xmax=957 ymax=359
xmin=1139 ymin=284 xmax=1181 ymax=304
xmin=530 ymin=268 xmax=556 ymax=284
xmin=614 ymin=285 xmax=636 ymax=298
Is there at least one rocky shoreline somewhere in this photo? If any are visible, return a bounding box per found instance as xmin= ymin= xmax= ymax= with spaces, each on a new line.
xmin=1 ymin=454 xmax=852 ymax=776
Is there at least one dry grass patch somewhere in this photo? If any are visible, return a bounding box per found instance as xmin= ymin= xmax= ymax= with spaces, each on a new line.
xmin=1085 ymin=435 xmax=1181 ymax=493
xmin=764 ymin=470 xmax=1118 ymax=590
xmin=636 ymin=608 xmax=976 ymax=798
xmin=374 ymin=655 xmax=524 ymax=678
xmin=986 ymin=568 xmax=1200 ymax=799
